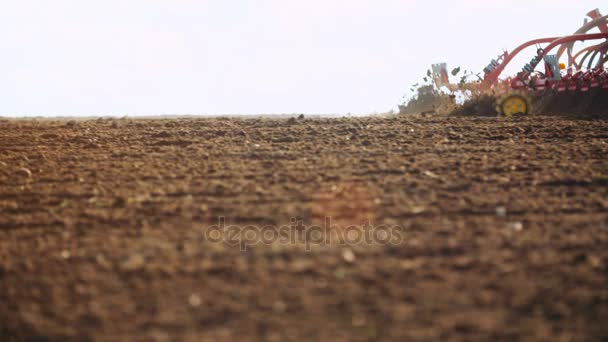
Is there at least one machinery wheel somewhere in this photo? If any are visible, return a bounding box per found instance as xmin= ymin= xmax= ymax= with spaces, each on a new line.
xmin=496 ymin=92 xmax=532 ymax=117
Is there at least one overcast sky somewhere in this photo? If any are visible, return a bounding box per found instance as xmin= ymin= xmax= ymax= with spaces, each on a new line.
xmin=0 ymin=1 xmax=605 ymax=116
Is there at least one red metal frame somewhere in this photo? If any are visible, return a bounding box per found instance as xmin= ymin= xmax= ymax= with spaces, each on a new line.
xmin=481 ymin=37 xmax=559 ymax=88
xmin=428 ymin=9 xmax=608 ymax=98
xmin=480 ymin=33 xmax=608 ymax=92
xmin=556 ymin=12 xmax=608 ymax=65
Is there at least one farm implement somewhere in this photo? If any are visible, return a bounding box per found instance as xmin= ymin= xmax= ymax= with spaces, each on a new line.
xmin=401 ymin=8 xmax=608 ymax=116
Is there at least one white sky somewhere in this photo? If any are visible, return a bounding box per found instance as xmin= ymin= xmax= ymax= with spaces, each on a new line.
xmin=0 ymin=1 xmax=606 ymax=116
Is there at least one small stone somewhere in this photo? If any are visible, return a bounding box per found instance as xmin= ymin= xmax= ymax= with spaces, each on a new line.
xmin=342 ymin=248 xmax=356 ymax=263
xmin=60 ymin=250 xmax=71 ymax=259
xmin=495 ymin=206 xmax=507 ymax=217
xmin=507 ymin=221 xmax=524 ymax=231
xmin=400 ymin=258 xmax=424 ymax=270
xmin=588 ymin=255 xmax=602 ymax=269
xmin=291 ymin=259 xmax=313 ymax=273
xmin=188 ymin=294 xmax=202 ymax=307
xmin=17 ymin=168 xmax=32 ymax=178
xmin=95 ymin=254 xmax=111 ymax=268
xmin=410 ymin=206 xmax=426 ymax=214
xmin=121 ymin=254 xmax=145 ymax=271
xmin=423 ymin=171 xmax=440 ymax=179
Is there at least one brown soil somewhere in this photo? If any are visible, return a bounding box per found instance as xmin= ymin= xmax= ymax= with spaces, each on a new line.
xmin=1 ymin=115 xmax=607 ymax=341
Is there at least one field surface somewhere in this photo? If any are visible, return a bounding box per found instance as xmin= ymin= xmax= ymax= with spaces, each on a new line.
xmin=1 ymin=115 xmax=607 ymax=341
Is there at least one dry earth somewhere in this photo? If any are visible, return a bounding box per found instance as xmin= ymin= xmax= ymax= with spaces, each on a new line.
xmin=1 ymin=115 xmax=607 ymax=341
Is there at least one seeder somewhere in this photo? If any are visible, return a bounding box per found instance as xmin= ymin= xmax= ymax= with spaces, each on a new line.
xmin=414 ymin=8 xmax=608 ymax=116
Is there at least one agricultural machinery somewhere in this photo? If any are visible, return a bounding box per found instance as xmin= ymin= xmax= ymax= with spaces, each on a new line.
xmin=401 ymin=8 xmax=608 ymax=116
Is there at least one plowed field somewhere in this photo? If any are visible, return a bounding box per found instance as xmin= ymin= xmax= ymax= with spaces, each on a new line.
xmin=1 ymin=115 xmax=607 ymax=340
